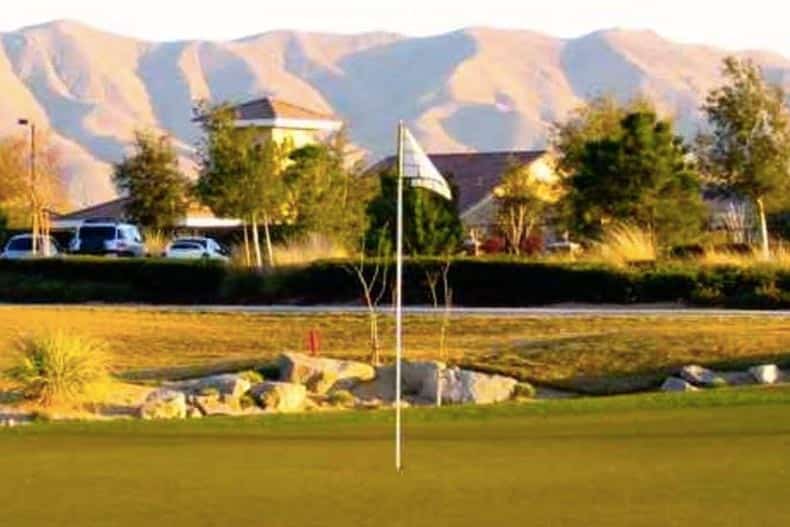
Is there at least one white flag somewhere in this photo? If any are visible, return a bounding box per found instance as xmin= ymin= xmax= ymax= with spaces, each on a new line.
xmin=402 ymin=127 xmax=452 ymax=201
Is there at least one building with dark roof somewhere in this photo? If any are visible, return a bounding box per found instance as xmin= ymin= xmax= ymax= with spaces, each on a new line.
xmin=370 ymin=149 xmax=558 ymax=233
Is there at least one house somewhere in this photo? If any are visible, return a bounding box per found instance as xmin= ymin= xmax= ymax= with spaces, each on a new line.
xmin=205 ymin=96 xmax=343 ymax=149
xmin=369 ymin=150 xmax=559 ymax=235
xmin=54 ymin=97 xmax=342 ymax=232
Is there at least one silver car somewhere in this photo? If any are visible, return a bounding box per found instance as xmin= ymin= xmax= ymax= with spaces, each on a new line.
xmin=165 ymin=237 xmax=229 ymax=261
xmin=69 ymin=220 xmax=146 ymax=257
xmin=1 ymin=234 xmax=60 ymax=259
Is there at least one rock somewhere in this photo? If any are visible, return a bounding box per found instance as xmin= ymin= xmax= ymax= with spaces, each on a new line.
xmin=352 ymin=363 xmax=517 ymax=406
xmin=167 ymin=374 xmax=251 ymax=399
xmin=190 ymin=393 xmax=240 ymax=416
xmin=403 ymin=361 xmax=446 ymax=401
xmin=186 ymin=406 xmax=203 ymax=419
xmin=279 ymin=353 xmax=375 ymax=393
xmin=306 ymin=370 xmax=339 ymax=395
xmin=439 ymin=368 xmax=518 ymax=405
xmin=140 ymin=389 xmax=187 ymax=420
xmin=749 ymin=364 xmax=781 ymax=385
xmin=680 ymin=365 xmax=721 ymax=387
xmin=661 ymin=377 xmax=699 ymax=392
xmin=251 ymin=382 xmax=307 ymax=413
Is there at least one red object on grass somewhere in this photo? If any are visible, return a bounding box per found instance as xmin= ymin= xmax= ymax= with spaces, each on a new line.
xmin=306 ymin=329 xmax=321 ymax=356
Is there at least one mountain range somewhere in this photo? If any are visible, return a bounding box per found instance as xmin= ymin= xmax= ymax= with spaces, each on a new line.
xmin=1 ymin=20 xmax=789 ymax=207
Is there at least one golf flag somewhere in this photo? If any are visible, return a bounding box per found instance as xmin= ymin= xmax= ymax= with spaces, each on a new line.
xmin=392 ymin=122 xmax=453 ymax=473
xmin=401 ymin=127 xmax=452 ymax=201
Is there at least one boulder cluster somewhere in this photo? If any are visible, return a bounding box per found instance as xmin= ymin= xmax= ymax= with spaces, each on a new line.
xmin=139 ymin=353 xmax=526 ymax=420
xmin=661 ymin=364 xmax=785 ymax=392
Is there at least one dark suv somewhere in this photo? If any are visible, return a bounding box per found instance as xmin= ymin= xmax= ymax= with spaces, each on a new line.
xmin=69 ymin=220 xmax=146 ymax=257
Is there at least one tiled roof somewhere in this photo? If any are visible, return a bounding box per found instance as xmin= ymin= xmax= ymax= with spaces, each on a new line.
xmin=370 ymin=150 xmax=548 ymax=213
xmin=234 ymin=97 xmax=337 ymax=121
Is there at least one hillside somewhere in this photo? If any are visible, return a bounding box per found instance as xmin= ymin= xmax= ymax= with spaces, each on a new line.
xmin=1 ymin=20 xmax=789 ymax=207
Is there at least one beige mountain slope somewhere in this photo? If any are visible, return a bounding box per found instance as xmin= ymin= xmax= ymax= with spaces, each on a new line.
xmin=0 ymin=20 xmax=788 ymax=207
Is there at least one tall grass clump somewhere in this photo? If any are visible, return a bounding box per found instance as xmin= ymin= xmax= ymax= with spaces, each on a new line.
xmin=143 ymin=229 xmax=170 ymax=258
xmin=5 ymin=332 xmax=110 ymax=406
xmin=595 ymin=224 xmax=656 ymax=267
xmin=699 ymin=245 xmax=790 ymax=270
xmin=271 ymin=233 xmax=349 ymax=267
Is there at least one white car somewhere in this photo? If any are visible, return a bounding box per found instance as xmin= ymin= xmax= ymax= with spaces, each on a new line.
xmin=1 ymin=234 xmax=60 ymax=259
xmin=164 ymin=237 xmax=229 ymax=261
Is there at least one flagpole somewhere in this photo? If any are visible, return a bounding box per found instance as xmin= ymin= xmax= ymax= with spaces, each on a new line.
xmin=395 ymin=120 xmax=405 ymax=472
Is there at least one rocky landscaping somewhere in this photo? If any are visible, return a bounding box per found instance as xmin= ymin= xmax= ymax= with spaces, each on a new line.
xmin=3 ymin=351 xmax=789 ymax=426
xmin=136 ymin=353 xmax=527 ymax=420
xmin=661 ymin=363 xmax=787 ymax=392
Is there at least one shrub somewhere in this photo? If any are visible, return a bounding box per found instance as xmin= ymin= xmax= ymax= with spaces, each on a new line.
xmin=143 ymin=229 xmax=170 ymax=258
xmin=6 ymin=332 xmax=110 ymax=406
xmin=512 ymin=382 xmax=537 ymax=400
xmin=239 ymin=393 xmax=258 ymax=410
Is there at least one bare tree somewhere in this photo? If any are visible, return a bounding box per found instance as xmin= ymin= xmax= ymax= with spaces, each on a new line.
xmin=346 ymin=237 xmax=390 ymax=366
xmin=424 ymin=258 xmax=453 ymax=362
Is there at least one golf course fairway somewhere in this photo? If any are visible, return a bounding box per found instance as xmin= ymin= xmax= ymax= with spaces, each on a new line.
xmin=2 ymin=389 xmax=789 ymax=526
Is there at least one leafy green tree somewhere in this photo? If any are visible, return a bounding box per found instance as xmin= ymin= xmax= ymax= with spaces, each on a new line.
xmin=283 ymin=131 xmax=374 ymax=249
xmin=194 ymin=103 xmax=289 ymax=268
xmin=699 ymin=56 xmax=790 ymax=258
xmin=365 ymin=169 xmax=463 ymax=257
xmin=113 ymin=131 xmax=190 ymax=230
xmin=552 ymin=94 xmax=656 ymax=176
xmin=569 ymin=111 xmax=705 ymax=248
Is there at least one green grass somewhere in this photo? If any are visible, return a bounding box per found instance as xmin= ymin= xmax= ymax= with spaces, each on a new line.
xmin=2 ymin=386 xmax=790 ymax=526
xmin=0 ymin=306 xmax=788 ymax=393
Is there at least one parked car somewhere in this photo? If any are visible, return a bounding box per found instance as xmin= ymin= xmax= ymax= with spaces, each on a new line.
xmin=0 ymin=234 xmax=61 ymax=259
xmin=69 ymin=219 xmax=146 ymax=257
xmin=164 ymin=237 xmax=229 ymax=261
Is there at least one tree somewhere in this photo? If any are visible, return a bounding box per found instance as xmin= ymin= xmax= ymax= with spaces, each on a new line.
xmin=345 ymin=233 xmax=390 ymax=366
xmin=552 ymin=94 xmax=656 ymax=176
xmin=365 ymin=169 xmax=463 ymax=257
xmin=0 ymin=132 xmax=69 ymax=250
xmin=283 ymin=131 xmax=374 ymax=248
xmin=493 ymin=160 xmax=563 ymax=255
xmin=195 ymin=103 xmax=289 ymax=268
xmin=113 ymin=131 xmax=190 ymax=230
xmin=699 ymin=56 xmax=790 ymax=258
xmin=569 ymin=112 xmax=705 ymax=248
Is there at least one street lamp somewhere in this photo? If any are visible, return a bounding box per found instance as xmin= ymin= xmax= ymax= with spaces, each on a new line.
xmin=17 ymin=118 xmax=39 ymax=254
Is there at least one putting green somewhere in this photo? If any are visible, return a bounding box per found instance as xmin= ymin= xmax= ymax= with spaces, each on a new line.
xmin=2 ymin=389 xmax=790 ymax=526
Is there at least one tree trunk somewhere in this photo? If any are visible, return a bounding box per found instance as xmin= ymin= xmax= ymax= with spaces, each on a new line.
xmin=756 ymin=197 xmax=770 ymax=260
xmin=250 ymin=213 xmax=263 ymax=270
xmin=262 ymin=212 xmax=275 ymax=267
xmin=242 ymin=222 xmax=251 ymax=267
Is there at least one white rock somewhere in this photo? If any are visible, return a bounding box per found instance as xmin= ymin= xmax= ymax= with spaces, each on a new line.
xmin=680 ymin=365 xmax=720 ymax=387
xmin=661 ymin=377 xmax=700 ymax=392
xmin=749 ymin=364 xmax=781 ymax=385
xmin=167 ymin=374 xmax=251 ymax=399
xmin=140 ymin=389 xmax=187 ymax=420
xmin=251 ymin=382 xmax=307 ymax=413
xmin=279 ymin=353 xmax=376 ymax=393
xmin=439 ymin=367 xmax=518 ymax=405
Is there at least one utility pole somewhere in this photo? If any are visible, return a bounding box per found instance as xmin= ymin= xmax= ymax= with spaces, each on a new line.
xmin=17 ymin=119 xmax=38 ymax=254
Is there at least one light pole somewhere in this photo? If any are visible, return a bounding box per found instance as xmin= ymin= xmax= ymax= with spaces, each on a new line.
xmin=17 ymin=118 xmax=39 ymax=254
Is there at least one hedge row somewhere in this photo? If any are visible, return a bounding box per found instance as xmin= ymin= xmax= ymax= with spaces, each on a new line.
xmin=0 ymin=257 xmax=788 ymax=308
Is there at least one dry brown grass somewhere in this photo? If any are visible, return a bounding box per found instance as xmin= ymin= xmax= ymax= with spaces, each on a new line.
xmin=0 ymin=306 xmax=787 ymax=394
xmin=143 ymin=230 xmax=170 ymax=258
xmin=272 ymin=234 xmax=349 ymax=267
xmin=593 ymin=224 xmax=656 ymax=267
xmin=698 ymin=245 xmax=790 ymax=270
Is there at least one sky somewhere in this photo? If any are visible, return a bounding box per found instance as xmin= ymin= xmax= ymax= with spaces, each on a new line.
xmin=2 ymin=0 xmax=790 ymax=57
